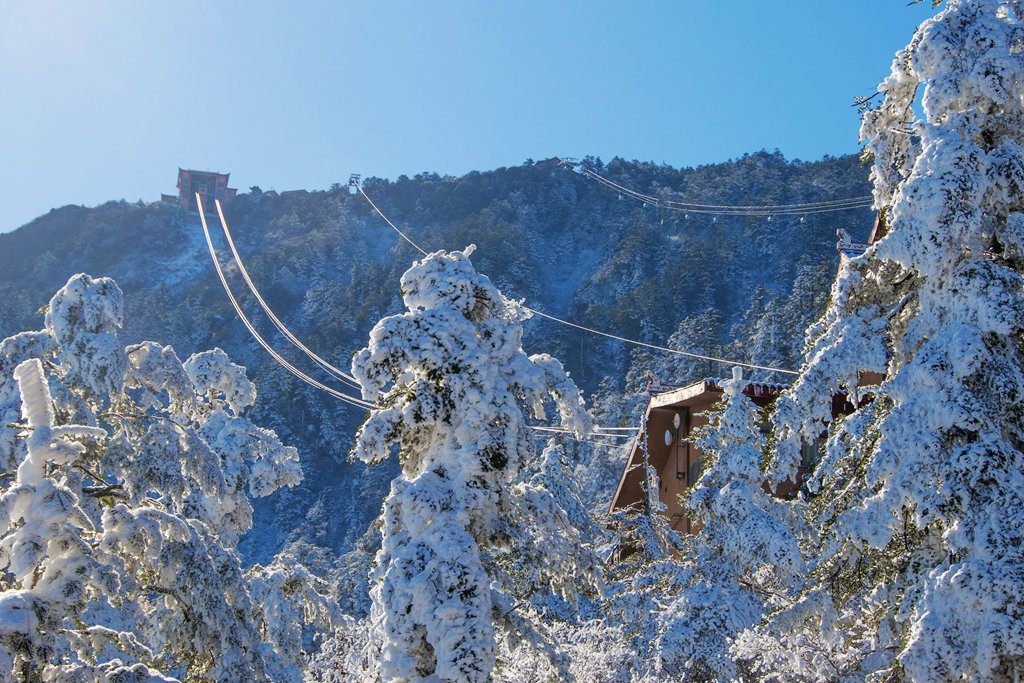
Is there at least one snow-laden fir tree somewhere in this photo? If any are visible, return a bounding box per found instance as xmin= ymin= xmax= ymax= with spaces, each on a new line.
xmin=600 ymin=414 xmax=689 ymax=682
xmin=737 ymin=1 xmax=1024 ymax=679
xmin=647 ymin=367 xmax=803 ymax=682
xmin=0 ymin=274 xmax=336 ymax=682
xmin=349 ymin=246 xmax=595 ymax=682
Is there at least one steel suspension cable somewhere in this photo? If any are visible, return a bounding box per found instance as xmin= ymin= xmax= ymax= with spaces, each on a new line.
xmin=213 ymin=200 xmax=363 ymax=390
xmin=355 ymin=183 xmax=799 ymax=377
xmin=358 ymin=186 xmax=428 ymax=256
xmin=575 ymin=165 xmax=873 ymax=215
xmin=197 ymin=195 xmax=374 ymax=411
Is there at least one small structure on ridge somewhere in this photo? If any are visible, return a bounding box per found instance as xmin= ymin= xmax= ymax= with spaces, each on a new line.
xmin=162 ymin=169 xmax=237 ymax=212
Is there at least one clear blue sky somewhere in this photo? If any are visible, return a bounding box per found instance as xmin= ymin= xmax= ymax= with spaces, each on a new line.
xmin=0 ymin=1 xmax=936 ymax=233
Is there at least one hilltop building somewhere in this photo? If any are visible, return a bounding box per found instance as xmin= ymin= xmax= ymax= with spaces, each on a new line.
xmin=162 ymin=169 xmax=237 ymax=212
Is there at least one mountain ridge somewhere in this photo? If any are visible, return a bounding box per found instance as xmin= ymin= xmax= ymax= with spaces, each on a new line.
xmin=0 ymin=150 xmax=874 ymax=561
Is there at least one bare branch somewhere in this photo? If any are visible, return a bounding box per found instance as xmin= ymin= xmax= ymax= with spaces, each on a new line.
xmin=82 ymin=483 xmax=126 ymax=499
xmin=142 ymin=585 xmax=196 ymax=622
xmin=72 ymin=463 xmax=110 ymax=486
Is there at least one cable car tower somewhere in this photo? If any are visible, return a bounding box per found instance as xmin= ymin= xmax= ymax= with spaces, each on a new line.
xmin=347 ymin=173 xmax=361 ymax=196
xmin=559 ymin=157 xmax=586 ymax=175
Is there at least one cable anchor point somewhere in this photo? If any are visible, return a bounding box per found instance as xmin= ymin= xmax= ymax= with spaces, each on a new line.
xmin=559 ymin=157 xmax=585 ymax=175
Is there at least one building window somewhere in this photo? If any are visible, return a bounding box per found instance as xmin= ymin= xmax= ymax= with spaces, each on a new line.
xmin=688 ymin=455 xmax=703 ymax=485
xmin=800 ymin=442 xmax=819 ymax=469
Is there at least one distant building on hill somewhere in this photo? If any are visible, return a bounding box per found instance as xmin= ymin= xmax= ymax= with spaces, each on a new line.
xmin=163 ymin=169 xmax=237 ymax=212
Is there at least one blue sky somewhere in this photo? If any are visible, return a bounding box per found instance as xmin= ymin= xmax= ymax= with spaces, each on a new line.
xmin=0 ymin=1 xmax=936 ymax=234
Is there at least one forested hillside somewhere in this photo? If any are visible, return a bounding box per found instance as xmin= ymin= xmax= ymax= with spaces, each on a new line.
xmin=0 ymin=151 xmax=873 ymax=562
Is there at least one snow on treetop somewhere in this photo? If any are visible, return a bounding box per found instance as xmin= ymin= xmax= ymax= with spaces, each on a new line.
xmin=184 ymin=348 xmax=257 ymax=413
xmin=45 ymin=273 xmax=124 ymax=339
xmin=350 ymin=246 xmax=594 ymax=680
xmin=399 ymin=245 xmax=515 ymax=322
xmin=43 ymin=273 xmax=128 ymax=401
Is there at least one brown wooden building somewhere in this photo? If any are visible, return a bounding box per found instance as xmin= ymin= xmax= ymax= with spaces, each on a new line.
xmin=610 ymin=211 xmax=889 ymax=535
xmin=608 ymin=378 xmax=791 ymax=534
xmin=608 ymin=373 xmax=888 ymax=536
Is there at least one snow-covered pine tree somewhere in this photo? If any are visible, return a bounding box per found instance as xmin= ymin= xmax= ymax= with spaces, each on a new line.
xmin=601 ymin=413 xmax=690 ymax=681
xmin=349 ymin=246 xmax=594 ymax=682
xmin=0 ymin=274 xmax=335 ymax=682
xmin=738 ymin=1 xmax=1024 ymax=679
xmin=650 ymin=367 xmax=803 ymax=681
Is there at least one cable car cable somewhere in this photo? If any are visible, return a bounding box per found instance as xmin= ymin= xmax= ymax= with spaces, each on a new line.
xmin=355 ymin=183 xmax=800 ymax=377
xmin=213 ymin=201 xmax=363 ymax=390
xmin=198 ymin=195 xmax=374 ymax=411
xmin=571 ymin=163 xmax=874 ymax=215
